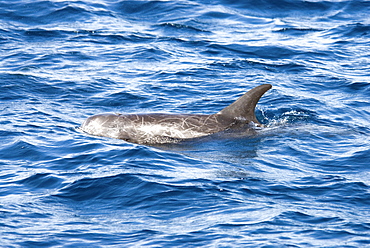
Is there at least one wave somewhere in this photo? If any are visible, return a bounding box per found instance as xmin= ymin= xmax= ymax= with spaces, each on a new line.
xmin=1 ymin=0 xmax=370 ymax=246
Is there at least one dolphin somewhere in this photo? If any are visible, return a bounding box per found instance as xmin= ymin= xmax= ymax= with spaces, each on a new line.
xmin=80 ymin=84 xmax=272 ymax=144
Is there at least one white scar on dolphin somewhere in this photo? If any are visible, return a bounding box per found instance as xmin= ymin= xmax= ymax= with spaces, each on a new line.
xmin=80 ymin=84 xmax=272 ymax=144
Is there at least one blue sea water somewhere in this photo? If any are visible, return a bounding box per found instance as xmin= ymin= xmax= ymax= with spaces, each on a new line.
xmin=1 ymin=0 xmax=370 ymax=247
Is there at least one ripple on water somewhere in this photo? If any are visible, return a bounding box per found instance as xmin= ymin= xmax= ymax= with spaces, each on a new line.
xmin=1 ymin=0 xmax=370 ymax=247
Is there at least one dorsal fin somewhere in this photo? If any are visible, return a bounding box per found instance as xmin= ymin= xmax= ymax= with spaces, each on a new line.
xmin=217 ymin=84 xmax=272 ymax=125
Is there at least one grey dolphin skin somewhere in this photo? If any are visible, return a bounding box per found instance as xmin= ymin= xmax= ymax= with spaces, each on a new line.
xmin=81 ymin=84 xmax=272 ymax=144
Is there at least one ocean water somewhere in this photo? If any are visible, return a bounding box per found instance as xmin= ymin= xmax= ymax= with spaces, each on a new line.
xmin=1 ymin=0 xmax=370 ymax=247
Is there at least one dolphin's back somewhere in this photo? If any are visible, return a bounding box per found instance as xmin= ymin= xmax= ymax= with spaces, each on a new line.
xmin=81 ymin=113 xmax=233 ymax=144
xmin=81 ymin=84 xmax=272 ymax=144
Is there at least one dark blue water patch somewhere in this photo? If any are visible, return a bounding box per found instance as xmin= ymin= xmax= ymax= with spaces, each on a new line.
xmin=54 ymin=173 xmax=161 ymax=202
xmin=305 ymin=229 xmax=361 ymax=242
xmin=90 ymin=91 xmax=149 ymax=108
xmin=3 ymin=43 xmax=95 ymax=71
xmin=328 ymin=23 xmax=370 ymax=38
xmin=153 ymin=233 xmax=226 ymax=247
xmin=164 ymin=38 xmax=211 ymax=49
xmin=204 ymin=43 xmax=303 ymax=60
xmin=0 ymin=73 xmax=87 ymax=103
xmin=140 ymin=82 xmax=213 ymax=106
xmin=52 ymin=229 xmax=160 ymax=248
xmin=287 ymin=211 xmax=342 ymax=225
xmin=44 ymin=78 xmax=119 ymax=106
xmin=156 ymin=22 xmax=210 ymax=34
xmin=45 ymin=5 xmax=94 ymax=22
xmin=272 ymin=180 xmax=370 ymax=207
xmin=273 ymin=27 xmax=324 ymax=37
xmin=53 ymin=172 xmax=243 ymax=214
xmin=129 ymin=47 xmax=172 ymax=61
xmin=18 ymin=173 xmax=64 ymax=192
xmin=27 ymin=53 xmax=94 ymax=72
xmin=0 ymin=28 xmax=17 ymax=44
xmin=152 ymin=66 xmax=216 ymax=86
xmin=22 ymin=28 xmax=68 ymax=41
xmin=201 ymin=9 xmax=234 ymax=20
xmin=306 ymin=75 xmax=351 ymax=89
xmin=112 ymin=0 xmax=197 ymax=21
xmin=2 ymin=49 xmax=40 ymax=70
xmin=0 ymin=1 xmax=58 ymax=25
xmin=293 ymin=175 xmax=346 ymax=186
xmin=263 ymin=211 xmax=344 ymax=231
xmin=45 ymin=139 xmax=209 ymax=173
xmin=0 ymin=183 xmax=26 ymax=198
xmin=0 ymin=1 xmax=93 ymax=25
xmin=210 ymin=59 xmax=308 ymax=73
xmin=114 ymin=0 xmax=166 ymax=15
xmin=330 ymin=1 xmax=370 ymax=21
xmin=220 ymin=0 xmax=342 ymax=18
xmin=78 ymin=33 xmax=157 ymax=45
xmin=0 ymin=139 xmax=50 ymax=161
xmin=57 ymin=50 xmax=95 ymax=62
xmin=323 ymin=149 xmax=370 ymax=171
xmin=346 ymin=223 xmax=370 ymax=235
xmin=46 ymin=152 xmax=103 ymax=171
xmin=0 ymin=74 xmax=31 ymax=101
xmin=17 ymin=240 xmax=63 ymax=248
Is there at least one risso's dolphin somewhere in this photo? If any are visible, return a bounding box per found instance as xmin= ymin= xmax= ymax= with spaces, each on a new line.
xmin=80 ymin=84 xmax=272 ymax=144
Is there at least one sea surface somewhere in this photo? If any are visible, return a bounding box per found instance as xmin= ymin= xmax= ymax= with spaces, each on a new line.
xmin=1 ymin=0 xmax=370 ymax=247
